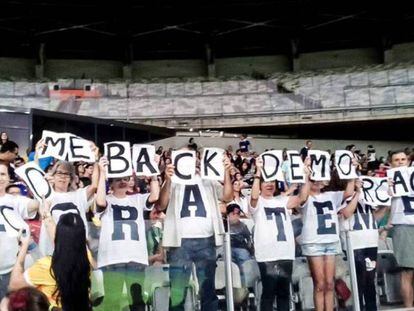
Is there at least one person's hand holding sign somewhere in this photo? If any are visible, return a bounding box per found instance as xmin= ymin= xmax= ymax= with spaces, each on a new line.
xmin=164 ymin=163 xmax=175 ymax=181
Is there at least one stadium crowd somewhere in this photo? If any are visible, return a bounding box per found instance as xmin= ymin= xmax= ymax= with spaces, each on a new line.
xmin=0 ymin=131 xmax=413 ymax=311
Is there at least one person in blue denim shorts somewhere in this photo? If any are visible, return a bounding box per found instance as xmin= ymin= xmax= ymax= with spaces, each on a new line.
xmin=300 ymin=172 xmax=355 ymax=311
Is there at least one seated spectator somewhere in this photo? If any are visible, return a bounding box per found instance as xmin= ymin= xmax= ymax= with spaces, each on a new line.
xmin=226 ymin=204 xmax=253 ymax=267
xmin=0 ymin=287 xmax=51 ymax=311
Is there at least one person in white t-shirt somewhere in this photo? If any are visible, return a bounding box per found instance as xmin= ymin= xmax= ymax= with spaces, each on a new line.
xmin=38 ymin=159 xmax=98 ymax=256
xmin=95 ymin=157 xmax=160 ymax=311
xmin=159 ymin=152 xmax=233 ymax=311
xmin=300 ymin=172 xmax=355 ymax=311
xmin=0 ymin=161 xmax=39 ymax=299
xmin=339 ymin=179 xmax=386 ymax=311
xmin=386 ymin=150 xmax=414 ymax=308
xmin=34 ymin=136 xmax=99 ymax=257
xmin=250 ymin=157 xmax=311 ymax=311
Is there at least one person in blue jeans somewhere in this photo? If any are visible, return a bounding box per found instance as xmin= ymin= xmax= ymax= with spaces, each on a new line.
xmin=159 ymin=154 xmax=233 ymax=311
xmin=226 ymin=203 xmax=253 ymax=267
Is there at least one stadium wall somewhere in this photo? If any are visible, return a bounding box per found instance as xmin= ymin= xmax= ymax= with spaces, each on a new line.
xmin=0 ymin=58 xmax=35 ymax=79
xmin=1 ymin=43 xmax=414 ymax=80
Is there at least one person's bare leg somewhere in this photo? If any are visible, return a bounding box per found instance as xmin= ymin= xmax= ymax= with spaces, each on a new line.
xmin=308 ymin=256 xmax=325 ymax=311
xmin=401 ymin=270 xmax=414 ymax=307
xmin=323 ymin=256 xmax=336 ymax=311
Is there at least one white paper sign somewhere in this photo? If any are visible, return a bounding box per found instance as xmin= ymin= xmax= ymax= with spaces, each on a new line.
xmin=360 ymin=176 xmax=391 ymax=206
xmin=39 ymin=130 xmax=68 ymax=160
xmin=309 ymin=150 xmax=331 ymax=181
xmin=286 ymin=151 xmax=305 ymax=183
xmin=104 ymin=141 xmax=133 ymax=178
xmin=201 ymin=148 xmax=224 ymax=181
xmin=171 ymin=150 xmax=196 ymax=184
xmin=67 ymin=135 xmax=95 ymax=163
xmin=15 ymin=162 xmax=53 ymax=201
xmin=132 ymin=144 xmax=160 ymax=176
xmin=0 ymin=207 xmax=29 ymax=238
xmin=260 ymin=150 xmax=284 ymax=182
xmin=387 ymin=167 xmax=413 ymax=197
xmin=335 ymin=150 xmax=358 ymax=179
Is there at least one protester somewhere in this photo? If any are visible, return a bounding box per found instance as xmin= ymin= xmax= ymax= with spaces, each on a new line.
xmin=387 ymin=150 xmax=414 ymax=308
xmin=339 ymin=179 xmax=388 ymax=311
xmin=251 ymin=157 xmax=311 ymax=311
xmin=95 ymin=156 xmax=160 ymax=310
xmin=159 ymin=151 xmax=232 ymax=311
xmin=34 ymin=139 xmax=99 ymax=256
xmin=0 ymin=161 xmax=39 ymax=300
xmin=2 ymin=127 xmax=414 ymax=311
xmin=300 ymin=170 xmax=355 ymax=311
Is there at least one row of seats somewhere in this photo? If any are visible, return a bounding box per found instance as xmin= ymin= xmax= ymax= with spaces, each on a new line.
xmin=89 ymin=247 xmax=401 ymax=311
xmin=0 ymin=93 xmax=302 ymax=119
xmin=277 ymin=61 xmax=414 ymax=92
xmin=0 ymin=79 xmax=278 ymax=98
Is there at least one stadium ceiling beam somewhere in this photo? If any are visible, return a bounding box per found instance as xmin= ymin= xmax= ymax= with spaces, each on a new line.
xmin=131 ymin=22 xmax=202 ymax=39
xmin=319 ymin=13 xmax=393 ymax=23
xmin=215 ymin=19 xmax=286 ymax=36
xmin=304 ymin=11 xmax=366 ymax=31
xmin=34 ymin=21 xmax=106 ymax=36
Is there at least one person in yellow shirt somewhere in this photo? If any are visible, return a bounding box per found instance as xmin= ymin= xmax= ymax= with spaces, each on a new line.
xmin=9 ymin=205 xmax=92 ymax=311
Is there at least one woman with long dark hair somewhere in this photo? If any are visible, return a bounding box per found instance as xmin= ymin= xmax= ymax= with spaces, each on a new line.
xmin=9 ymin=208 xmax=91 ymax=311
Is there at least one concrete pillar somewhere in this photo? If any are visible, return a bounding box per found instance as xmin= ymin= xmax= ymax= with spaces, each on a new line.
xmin=383 ymin=49 xmax=393 ymax=64
xmin=293 ymin=57 xmax=300 ymax=72
xmin=123 ymin=65 xmax=132 ymax=79
xmin=35 ymin=64 xmax=44 ymax=79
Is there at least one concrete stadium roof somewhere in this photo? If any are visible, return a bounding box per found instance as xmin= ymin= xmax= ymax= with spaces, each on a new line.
xmin=0 ymin=0 xmax=413 ymax=60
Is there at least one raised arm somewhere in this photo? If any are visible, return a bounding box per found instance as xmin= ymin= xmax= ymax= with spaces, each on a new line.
xmin=86 ymin=142 xmax=100 ymax=200
xmin=95 ymin=156 xmax=108 ymax=210
xmin=343 ymin=159 xmax=359 ymax=200
xmin=340 ymin=179 xmax=361 ymax=218
xmin=222 ymin=155 xmax=233 ymax=203
xmin=148 ymin=176 xmax=160 ymax=204
xmin=158 ymin=164 xmax=174 ymax=211
xmin=40 ymin=198 xmax=56 ymax=242
xmin=33 ymin=139 xmax=46 ymax=166
xmin=250 ymin=157 xmax=263 ymax=209
xmin=287 ymin=157 xmax=312 ymax=209
xmin=344 ymin=179 xmax=356 ymax=201
xmin=26 ymin=199 xmax=40 ymax=216
xmin=9 ymin=232 xmax=31 ymax=291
